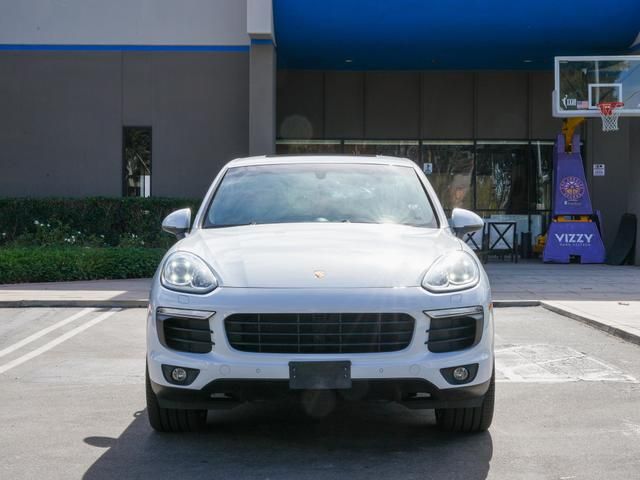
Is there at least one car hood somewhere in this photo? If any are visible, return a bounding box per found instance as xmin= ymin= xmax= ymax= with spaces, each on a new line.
xmin=177 ymin=223 xmax=460 ymax=288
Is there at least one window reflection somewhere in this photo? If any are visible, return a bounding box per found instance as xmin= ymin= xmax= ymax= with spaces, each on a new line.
xmin=475 ymin=141 xmax=529 ymax=213
xmin=273 ymin=138 xmax=556 ymax=227
xmin=276 ymin=140 xmax=343 ymax=155
xmin=421 ymin=141 xmax=474 ymax=211
xmin=531 ymin=141 xmax=554 ymax=211
xmin=123 ymin=127 xmax=151 ymax=197
xmin=344 ymin=140 xmax=419 ymax=163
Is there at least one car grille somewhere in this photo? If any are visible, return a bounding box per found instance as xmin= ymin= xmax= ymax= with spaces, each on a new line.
xmin=224 ymin=313 xmax=415 ymax=354
xmin=157 ymin=309 xmax=214 ymax=354
xmin=426 ymin=307 xmax=483 ymax=353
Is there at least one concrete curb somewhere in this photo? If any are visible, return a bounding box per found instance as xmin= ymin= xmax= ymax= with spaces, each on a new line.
xmin=0 ymin=300 xmax=147 ymax=308
xmin=540 ymin=301 xmax=640 ymax=347
xmin=493 ymin=300 xmax=540 ymax=308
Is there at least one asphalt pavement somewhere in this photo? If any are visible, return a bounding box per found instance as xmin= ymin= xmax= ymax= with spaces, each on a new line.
xmin=1 ymin=307 xmax=640 ymax=479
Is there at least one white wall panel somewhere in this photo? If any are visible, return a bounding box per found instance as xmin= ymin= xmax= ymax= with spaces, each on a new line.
xmin=0 ymin=0 xmax=248 ymax=45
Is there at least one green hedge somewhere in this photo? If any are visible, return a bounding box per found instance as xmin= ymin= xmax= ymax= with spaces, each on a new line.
xmin=0 ymin=197 xmax=201 ymax=248
xmin=0 ymin=247 xmax=165 ymax=284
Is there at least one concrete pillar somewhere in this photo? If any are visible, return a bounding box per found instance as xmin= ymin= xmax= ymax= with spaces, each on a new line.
xmin=249 ymin=41 xmax=276 ymax=155
xmin=247 ymin=0 xmax=276 ymax=156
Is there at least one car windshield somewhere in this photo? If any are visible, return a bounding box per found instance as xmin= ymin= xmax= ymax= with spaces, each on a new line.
xmin=203 ymin=163 xmax=438 ymax=228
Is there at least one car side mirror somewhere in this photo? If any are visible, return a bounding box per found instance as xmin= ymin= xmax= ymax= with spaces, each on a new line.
xmin=162 ymin=208 xmax=191 ymax=239
xmin=450 ymin=208 xmax=484 ymax=238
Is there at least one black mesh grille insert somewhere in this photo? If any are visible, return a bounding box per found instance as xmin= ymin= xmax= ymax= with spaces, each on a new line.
xmin=426 ymin=309 xmax=483 ymax=353
xmin=159 ymin=315 xmax=213 ymax=354
xmin=225 ymin=313 xmax=415 ymax=354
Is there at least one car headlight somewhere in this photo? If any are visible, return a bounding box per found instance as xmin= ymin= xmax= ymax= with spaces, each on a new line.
xmin=422 ymin=251 xmax=480 ymax=293
xmin=161 ymin=251 xmax=217 ymax=294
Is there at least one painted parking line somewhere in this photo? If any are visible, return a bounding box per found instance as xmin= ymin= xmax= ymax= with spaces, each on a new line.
xmin=0 ymin=308 xmax=95 ymax=359
xmin=495 ymin=344 xmax=638 ymax=384
xmin=0 ymin=308 xmax=120 ymax=375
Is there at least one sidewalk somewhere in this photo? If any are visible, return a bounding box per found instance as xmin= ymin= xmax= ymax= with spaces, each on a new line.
xmin=0 ymin=278 xmax=151 ymax=308
xmin=486 ymin=262 xmax=640 ymax=345
xmin=485 ymin=262 xmax=640 ymax=302
xmin=1 ymin=262 xmax=639 ymax=345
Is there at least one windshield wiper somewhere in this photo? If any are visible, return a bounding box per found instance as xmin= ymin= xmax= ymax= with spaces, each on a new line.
xmin=206 ymin=222 xmax=257 ymax=229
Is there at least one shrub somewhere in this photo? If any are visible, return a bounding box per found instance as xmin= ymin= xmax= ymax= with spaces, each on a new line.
xmin=0 ymin=247 xmax=165 ymax=284
xmin=12 ymin=220 xmax=108 ymax=247
xmin=0 ymin=197 xmax=201 ymax=248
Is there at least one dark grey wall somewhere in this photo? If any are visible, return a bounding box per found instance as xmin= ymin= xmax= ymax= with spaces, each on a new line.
xmin=585 ymin=120 xmax=631 ymax=251
xmin=150 ymin=53 xmax=249 ymax=197
xmin=123 ymin=52 xmax=153 ymax=126
xmin=0 ymin=52 xmax=123 ymax=196
xmin=0 ymin=51 xmax=249 ymax=198
xmin=365 ymin=72 xmax=420 ymax=139
xmin=276 ymin=70 xmax=324 ymax=139
xmin=476 ymin=72 xmax=528 ymax=139
xmin=422 ymin=72 xmax=474 ymax=139
xmin=276 ymin=70 xmax=560 ymax=140
xmin=629 ymin=119 xmax=640 ymax=264
xmin=586 ymin=117 xmax=640 ymax=263
xmin=325 ymin=72 xmax=364 ymax=138
xmin=530 ymin=71 xmax=563 ymax=138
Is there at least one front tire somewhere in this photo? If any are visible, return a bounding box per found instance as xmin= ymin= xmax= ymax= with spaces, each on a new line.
xmin=435 ymin=371 xmax=495 ymax=433
xmin=146 ymin=365 xmax=207 ymax=432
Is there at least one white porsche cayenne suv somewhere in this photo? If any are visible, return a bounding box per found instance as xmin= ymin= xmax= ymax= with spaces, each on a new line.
xmin=146 ymin=155 xmax=494 ymax=433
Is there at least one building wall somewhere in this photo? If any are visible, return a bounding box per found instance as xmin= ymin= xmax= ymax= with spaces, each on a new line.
xmin=277 ymin=69 xmax=640 ymax=258
xmin=276 ymin=70 xmax=563 ymax=140
xmin=586 ymin=118 xmax=640 ymax=262
xmin=629 ymin=119 xmax=640 ymax=263
xmin=0 ymin=51 xmax=250 ymax=198
xmin=0 ymin=0 xmax=248 ymax=46
xmin=585 ymin=120 xmax=631 ymax=252
xmin=0 ymin=52 xmax=123 ymax=196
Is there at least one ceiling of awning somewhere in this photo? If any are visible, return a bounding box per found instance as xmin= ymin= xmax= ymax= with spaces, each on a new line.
xmin=273 ymin=0 xmax=640 ymax=69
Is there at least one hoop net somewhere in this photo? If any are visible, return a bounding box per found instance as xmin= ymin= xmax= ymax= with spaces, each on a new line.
xmin=597 ymin=101 xmax=624 ymax=132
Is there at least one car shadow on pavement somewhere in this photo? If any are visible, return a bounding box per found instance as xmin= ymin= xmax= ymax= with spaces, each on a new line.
xmin=82 ymin=401 xmax=493 ymax=480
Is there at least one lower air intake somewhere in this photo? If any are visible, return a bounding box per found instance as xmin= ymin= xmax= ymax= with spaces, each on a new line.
xmin=426 ymin=307 xmax=483 ymax=353
xmin=225 ymin=313 xmax=415 ymax=354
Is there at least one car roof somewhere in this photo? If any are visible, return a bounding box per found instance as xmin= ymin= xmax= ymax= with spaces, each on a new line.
xmin=225 ymin=154 xmax=417 ymax=168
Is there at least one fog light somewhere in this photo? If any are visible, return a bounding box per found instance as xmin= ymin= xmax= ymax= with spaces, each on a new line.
xmin=453 ymin=367 xmax=469 ymax=382
xmin=161 ymin=364 xmax=200 ymax=385
xmin=171 ymin=367 xmax=188 ymax=382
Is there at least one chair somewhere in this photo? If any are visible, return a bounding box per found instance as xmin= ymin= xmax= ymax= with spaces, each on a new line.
xmin=484 ymin=221 xmax=518 ymax=263
xmin=463 ymin=229 xmax=483 ymax=251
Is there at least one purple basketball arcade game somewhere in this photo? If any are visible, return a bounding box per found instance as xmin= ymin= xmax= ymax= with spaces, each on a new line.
xmin=542 ymin=133 xmax=605 ymax=263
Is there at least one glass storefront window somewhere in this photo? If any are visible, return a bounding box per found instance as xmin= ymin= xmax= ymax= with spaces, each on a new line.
xmin=343 ymin=140 xmax=420 ymax=163
xmin=421 ymin=141 xmax=474 ymax=211
xmin=123 ymin=127 xmax=152 ymax=197
xmin=475 ymin=141 xmax=529 ymax=213
xmin=276 ymin=140 xmax=343 ymax=155
xmin=274 ymin=138 xmax=557 ymax=233
xmin=531 ymin=141 xmax=554 ymax=211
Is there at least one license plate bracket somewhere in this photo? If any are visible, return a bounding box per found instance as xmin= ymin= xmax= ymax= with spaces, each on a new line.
xmin=289 ymin=361 xmax=352 ymax=390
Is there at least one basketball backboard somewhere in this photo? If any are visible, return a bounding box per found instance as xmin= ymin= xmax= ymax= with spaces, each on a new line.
xmin=553 ymin=55 xmax=640 ymax=118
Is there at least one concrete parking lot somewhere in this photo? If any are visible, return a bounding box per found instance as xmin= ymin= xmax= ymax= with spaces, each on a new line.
xmin=1 ymin=307 xmax=640 ymax=479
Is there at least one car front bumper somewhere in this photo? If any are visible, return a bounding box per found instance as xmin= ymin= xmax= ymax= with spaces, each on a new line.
xmin=150 ymin=376 xmax=492 ymax=410
xmin=147 ymin=283 xmax=493 ymax=409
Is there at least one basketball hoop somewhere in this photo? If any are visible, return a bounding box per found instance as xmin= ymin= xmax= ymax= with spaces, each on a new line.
xmin=597 ymin=101 xmax=624 ymax=132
